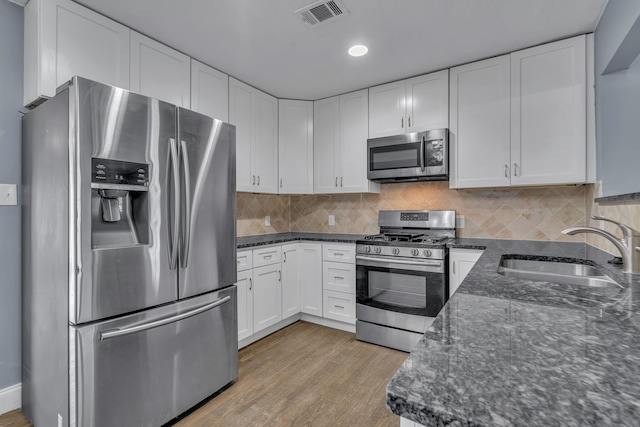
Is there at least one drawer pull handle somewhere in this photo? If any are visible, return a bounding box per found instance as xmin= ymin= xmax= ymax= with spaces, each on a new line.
xmin=334 ymin=276 xmax=344 ymax=280
xmin=334 ymin=253 xmax=344 ymax=257
xmin=335 ymin=305 xmax=344 ymax=309
xmin=264 ymin=255 xmax=272 ymax=260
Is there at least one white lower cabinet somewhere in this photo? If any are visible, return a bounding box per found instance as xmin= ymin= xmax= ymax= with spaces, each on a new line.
xmin=237 ymin=241 xmax=356 ymax=345
xmin=236 ymin=269 xmax=253 ymax=341
xmin=300 ymin=243 xmax=323 ymax=316
xmin=253 ymin=263 xmax=282 ymax=333
xmin=449 ymin=248 xmax=483 ymax=297
xmin=281 ymin=244 xmax=300 ymax=319
xmin=322 ymin=243 xmax=356 ymax=324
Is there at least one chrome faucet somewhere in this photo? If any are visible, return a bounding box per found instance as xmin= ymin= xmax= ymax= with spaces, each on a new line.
xmin=562 ymin=216 xmax=640 ymax=274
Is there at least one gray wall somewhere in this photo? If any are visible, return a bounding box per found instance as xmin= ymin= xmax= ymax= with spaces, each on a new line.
xmin=0 ymin=0 xmax=23 ymax=389
xmin=594 ymin=0 xmax=640 ymax=197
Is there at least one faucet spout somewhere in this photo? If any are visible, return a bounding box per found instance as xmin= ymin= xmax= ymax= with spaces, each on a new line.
xmin=562 ymin=224 xmax=640 ymax=274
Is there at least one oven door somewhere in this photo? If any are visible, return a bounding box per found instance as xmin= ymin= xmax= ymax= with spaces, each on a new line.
xmin=356 ymin=255 xmax=447 ymax=332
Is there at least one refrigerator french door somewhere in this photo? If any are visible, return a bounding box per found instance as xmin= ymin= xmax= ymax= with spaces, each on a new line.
xmin=22 ymin=77 xmax=238 ymax=427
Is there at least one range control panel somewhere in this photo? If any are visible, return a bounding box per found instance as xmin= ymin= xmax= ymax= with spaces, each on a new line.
xmin=400 ymin=212 xmax=429 ymax=222
xmin=92 ymin=158 xmax=149 ymax=186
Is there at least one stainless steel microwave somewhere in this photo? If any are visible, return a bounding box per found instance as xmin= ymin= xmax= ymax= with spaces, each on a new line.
xmin=367 ymin=128 xmax=449 ymax=183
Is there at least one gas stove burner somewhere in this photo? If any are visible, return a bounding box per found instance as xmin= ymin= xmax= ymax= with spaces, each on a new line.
xmin=364 ymin=232 xmax=426 ymax=242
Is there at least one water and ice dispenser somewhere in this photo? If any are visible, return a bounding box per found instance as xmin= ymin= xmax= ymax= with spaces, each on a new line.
xmin=91 ymin=158 xmax=150 ymax=248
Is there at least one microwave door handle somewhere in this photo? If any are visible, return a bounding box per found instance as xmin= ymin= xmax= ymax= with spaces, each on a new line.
xmin=420 ymin=136 xmax=426 ymax=172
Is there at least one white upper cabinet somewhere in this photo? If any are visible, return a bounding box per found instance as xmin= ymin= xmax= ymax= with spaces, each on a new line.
xmin=368 ymin=70 xmax=449 ymax=138
xmin=24 ymin=0 xmax=130 ymax=107
xmin=190 ymin=60 xmax=229 ymax=121
xmin=278 ymin=100 xmax=313 ymax=194
xmin=510 ymin=36 xmax=586 ymax=186
xmin=130 ymin=31 xmax=191 ymax=107
xmin=450 ymin=35 xmax=588 ymax=189
xmin=450 ymin=55 xmax=511 ymax=189
xmin=313 ymin=96 xmax=341 ymax=193
xmin=229 ymin=77 xmax=278 ymax=193
xmin=314 ymin=90 xmax=380 ymax=194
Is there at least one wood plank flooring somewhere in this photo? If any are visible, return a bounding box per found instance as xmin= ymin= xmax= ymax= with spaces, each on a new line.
xmin=0 ymin=321 xmax=407 ymax=427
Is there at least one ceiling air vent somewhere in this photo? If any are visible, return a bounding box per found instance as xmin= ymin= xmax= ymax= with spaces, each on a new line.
xmin=295 ymin=0 xmax=349 ymax=27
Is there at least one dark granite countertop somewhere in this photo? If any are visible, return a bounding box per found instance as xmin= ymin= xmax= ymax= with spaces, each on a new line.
xmin=237 ymin=232 xmax=365 ymax=248
xmin=388 ymin=238 xmax=640 ymax=427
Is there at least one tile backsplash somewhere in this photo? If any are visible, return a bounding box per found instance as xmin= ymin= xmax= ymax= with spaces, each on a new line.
xmin=238 ymin=182 xmax=588 ymax=242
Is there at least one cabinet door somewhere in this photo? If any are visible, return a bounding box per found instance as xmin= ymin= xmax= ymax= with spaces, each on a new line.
xmin=450 ymin=55 xmax=511 ymax=189
xmin=510 ymin=35 xmax=586 ymax=186
xmin=339 ymin=89 xmax=377 ymax=193
xmin=229 ymin=77 xmax=254 ymax=192
xmin=449 ymin=249 xmax=483 ymax=297
xmin=236 ymin=269 xmax=253 ymax=341
xmin=368 ymin=81 xmax=406 ymax=138
xmin=252 ymin=264 xmax=282 ymax=333
xmin=281 ymin=244 xmax=300 ymax=319
xmin=190 ymin=59 xmax=229 ymax=122
xmin=299 ymin=243 xmax=323 ymax=316
xmin=24 ymin=0 xmax=130 ymax=106
xmin=313 ymin=96 xmax=341 ymax=194
xmin=279 ymin=100 xmax=313 ymax=194
xmin=130 ymin=31 xmax=190 ymax=107
xmin=406 ymin=70 xmax=449 ymax=133
xmin=253 ymin=91 xmax=279 ymax=194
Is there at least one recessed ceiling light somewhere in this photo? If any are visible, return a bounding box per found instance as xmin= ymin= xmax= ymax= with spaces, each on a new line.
xmin=348 ymin=45 xmax=368 ymax=57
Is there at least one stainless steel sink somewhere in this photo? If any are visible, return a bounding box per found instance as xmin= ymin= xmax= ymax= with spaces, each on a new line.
xmin=497 ymin=258 xmax=622 ymax=289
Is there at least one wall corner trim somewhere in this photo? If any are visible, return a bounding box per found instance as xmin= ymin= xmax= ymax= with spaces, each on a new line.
xmin=0 ymin=383 xmax=21 ymax=416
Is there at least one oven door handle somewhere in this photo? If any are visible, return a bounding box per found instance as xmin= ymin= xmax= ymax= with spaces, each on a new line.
xmin=356 ymin=255 xmax=442 ymax=268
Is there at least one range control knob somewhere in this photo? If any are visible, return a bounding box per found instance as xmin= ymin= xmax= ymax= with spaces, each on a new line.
xmin=364 ymin=246 xmax=371 ymax=253
xmin=392 ymin=247 xmax=400 ymax=255
xmin=375 ymin=246 xmax=382 ymax=254
xmin=411 ymin=248 xmax=419 ymax=256
xmin=423 ymin=249 xmax=433 ymax=257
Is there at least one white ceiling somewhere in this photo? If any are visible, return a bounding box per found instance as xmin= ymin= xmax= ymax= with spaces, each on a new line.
xmin=74 ymin=0 xmax=608 ymax=100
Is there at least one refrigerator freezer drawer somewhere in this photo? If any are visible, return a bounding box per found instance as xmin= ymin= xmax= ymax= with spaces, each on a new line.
xmin=71 ymin=286 xmax=238 ymax=427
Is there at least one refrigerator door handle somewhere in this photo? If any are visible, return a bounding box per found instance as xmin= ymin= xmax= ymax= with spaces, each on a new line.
xmin=100 ymin=295 xmax=231 ymax=340
xmin=180 ymin=140 xmax=192 ymax=268
xmin=168 ymin=138 xmax=181 ymax=270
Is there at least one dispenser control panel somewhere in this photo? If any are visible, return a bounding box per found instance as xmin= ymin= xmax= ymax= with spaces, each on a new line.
xmin=92 ymin=158 xmax=149 ymax=186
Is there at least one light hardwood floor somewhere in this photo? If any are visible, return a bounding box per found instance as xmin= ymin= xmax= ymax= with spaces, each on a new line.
xmin=0 ymin=321 xmax=407 ymax=427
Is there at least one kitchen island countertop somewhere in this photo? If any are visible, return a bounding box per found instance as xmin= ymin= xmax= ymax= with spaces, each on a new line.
xmin=388 ymin=238 xmax=640 ymax=426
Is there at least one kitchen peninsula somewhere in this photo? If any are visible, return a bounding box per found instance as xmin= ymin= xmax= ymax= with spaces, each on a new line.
xmin=388 ymin=238 xmax=640 ymax=426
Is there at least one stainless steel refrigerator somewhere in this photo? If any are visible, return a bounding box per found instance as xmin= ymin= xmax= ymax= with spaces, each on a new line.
xmin=22 ymin=76 xmax=238 ymax=427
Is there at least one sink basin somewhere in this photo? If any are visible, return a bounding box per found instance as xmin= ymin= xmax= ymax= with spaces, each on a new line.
xmin=497 ymin=257 xmax=622 ymax=289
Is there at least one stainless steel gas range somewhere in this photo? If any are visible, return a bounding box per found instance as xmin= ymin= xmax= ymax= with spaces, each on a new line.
xmin=355 ymin=210 xmax=456 ymax=352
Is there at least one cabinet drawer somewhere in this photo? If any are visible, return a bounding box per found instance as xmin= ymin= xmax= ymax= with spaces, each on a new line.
xmin=322 ymin=243 xmax=355 ymax=263
xmin=236 ymin=250 xmax=253 ymax=272
xmin=253 ymin=246 xmax=282 ymax=267
xmin=323 ymin=290 xmax=355 ymax=324
xmin=323 ymin=262 xmax=355 ymax=293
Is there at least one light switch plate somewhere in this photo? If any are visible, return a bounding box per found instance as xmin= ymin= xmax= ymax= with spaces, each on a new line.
xmin=328 ymin=215 xmax=335 ymax=226
xmin=0 ymin=184 xmax=17 ymax=206
xmin=264 ymin=215 xmax=270 ymax=226
xmin=455 ymin=215 xmax=465 ymax=229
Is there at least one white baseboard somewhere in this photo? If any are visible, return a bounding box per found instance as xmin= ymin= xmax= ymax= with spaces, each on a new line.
xmin=0 ymin=383 xmax=21 ymax=416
